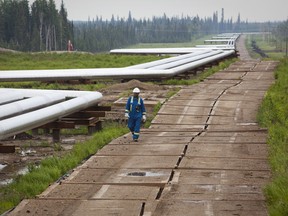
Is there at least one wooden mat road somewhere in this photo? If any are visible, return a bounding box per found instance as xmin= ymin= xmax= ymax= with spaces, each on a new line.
xmin=8 ymin=37 xmax=277 ymax=216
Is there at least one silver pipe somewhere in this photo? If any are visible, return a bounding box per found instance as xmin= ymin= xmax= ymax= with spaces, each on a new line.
xmin=0 ymin=50 xmax=235 ymax=81
xmin=1 ymin=88 xmax=101 ymax=98
xmin=0 ymin=94 xmax=66 ymax=120
xmin=168 ymin=50 xmax=234 ymax=76
xmin=110 ymin=47 xmax=230 ymax=54
xmin=205 ymin=39 xmax=234 ymax=43
xmin=127 ymin=50 xmax=211 ymax=69
xmin=149 ymin=51 xmax=222 ymax=70
xmin=196 ymin=45 xmax=235 ymax=49
xmin=0 ymin=90 xmax=103 ymax=140
xmin=0 ymin=92 xmax=25 ymax=105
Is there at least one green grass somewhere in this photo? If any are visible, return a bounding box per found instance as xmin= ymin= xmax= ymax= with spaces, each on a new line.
xmin=0 ymin=52 xmax=164 ymax=70
xmin=246 ymin=34 xmax=287 ymax=60
xmin=257 ymin=58 xmax=288 ymax=216
xmin=248 ymin=34 xmax=288 ymax=215
xmin=0 ymin=122 xmax=129 ymax=214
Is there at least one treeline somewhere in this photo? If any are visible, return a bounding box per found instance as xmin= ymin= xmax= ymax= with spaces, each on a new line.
xmin=273 ymin=20 xmax=288 ymax=54
xmin=73 ymin=12 xmax=254 ymax=52
xmin=73 ymin=14 xmax=193 ymax=52
xmin=0 ymin=1 xmax=281 ymax=53
xmin=0 ymin=0 xmax=73 ymax=51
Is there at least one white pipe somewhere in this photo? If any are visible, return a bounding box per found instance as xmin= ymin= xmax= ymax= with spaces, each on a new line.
xmin=127 ymin=50 xmax=211 ymax=69
xmin=205 ymin=39 xmax=234 ymax=43
xmin=195 ymin=45 xmax=235 ymax=49
xmin=167 ymin=50 xmax=234 ymax=76
xmin=0 ymin=50 xmax=235 ymax=81
xmin=149 ymin=51 xmax=222 ymax=70
xmin=110 ymin=47 xmax=232 ymax=54
xmin=0 ymin=92 xmax=25 ymax=105
xmin=0 ymin=89 xmax=103 ymax=140
xmin=1 ymin=88 xmax=101 ymax=98
xmin=0 ymin=94 xmax=66 ymax=120
xmin=110 ymin=47 xmax=206 ymax=54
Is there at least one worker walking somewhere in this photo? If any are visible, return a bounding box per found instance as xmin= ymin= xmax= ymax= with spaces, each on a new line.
xmin=125 ymin=88 xmax=146 ymax=142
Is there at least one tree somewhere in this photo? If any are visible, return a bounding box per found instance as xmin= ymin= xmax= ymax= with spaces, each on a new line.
xmin=0 ymin=0 xmax=4 ymax=43
xmin=15 ymin=0 xmax=30 ymax=50
xmin=30 ymin=0 xmax=71 ymax=51
xmin=275 ymin=20 xmax=288 ymax=55
xmin=0 ymin=2 xmax=281 ymax=53
xmin=59 ymin=0 xmax=69 ymax=50
xmin=31 ymin=0 xmax=48 ymax=51
xmin=220 ymin=8 xmax=224 ymax=33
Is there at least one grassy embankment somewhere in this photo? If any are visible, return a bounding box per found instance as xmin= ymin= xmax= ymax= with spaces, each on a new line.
xmin=257 ymin=58 xmax=288 ymax=216
xmin=247 ymin=34 xmax=288 ymax=215
xmin=0 ymin=49 xmax=236 ymax=214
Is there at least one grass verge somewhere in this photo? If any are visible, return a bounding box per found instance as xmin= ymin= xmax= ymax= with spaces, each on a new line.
xmin=0 ymin=122 xmax=129 ymax=214
xmin=257 ymin=58 xmax=288 ymax=216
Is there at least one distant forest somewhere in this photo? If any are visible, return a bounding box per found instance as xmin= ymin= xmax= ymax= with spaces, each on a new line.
xmin=0 ymin=0 xmax=285 ymax=52
xmin=0 ymin=0 xmax=73 ymax=51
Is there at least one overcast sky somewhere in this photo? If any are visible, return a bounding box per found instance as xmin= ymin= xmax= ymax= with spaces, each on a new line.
xmin=30 ymin=0 xmax=287 ymax=22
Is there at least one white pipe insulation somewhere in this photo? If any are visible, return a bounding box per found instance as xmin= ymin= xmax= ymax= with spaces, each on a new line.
xmin=0 ymin=89 xmax=103 ymax=140
xmin=0 ymin=94 xmax=66 ymax=120
xmin=148 ymin=50 xmax=223 ymax=70
xmin=0 ymin=92 xmax=25 ymax=105
xmin=0 ymin=50 xmax=235 ymax=81
xmin=110 ymin=47 xmax=235 ymax=54
xmin=127 ymin=50 xmax=211 ymax=69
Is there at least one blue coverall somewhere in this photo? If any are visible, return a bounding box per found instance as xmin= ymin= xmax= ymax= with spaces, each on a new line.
xmin=125 ymin=96 xmax=146 ymax=141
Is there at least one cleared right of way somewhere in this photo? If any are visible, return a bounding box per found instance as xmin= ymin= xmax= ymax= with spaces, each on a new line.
xmin=8 ymin=36 xmax=277 ymax=216
xmin=149 ymin=62 xmax=276 ymax=216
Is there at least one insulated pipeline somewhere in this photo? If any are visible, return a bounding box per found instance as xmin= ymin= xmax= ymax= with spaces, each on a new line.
xmin=0 ymin=50 xmax=235 ymax=81
xmin=0 ymin=89 xmax=103 ymax=140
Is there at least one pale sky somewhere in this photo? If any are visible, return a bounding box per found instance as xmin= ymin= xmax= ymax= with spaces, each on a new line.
xmin=30 ymin=0 xmax=288 ymax=22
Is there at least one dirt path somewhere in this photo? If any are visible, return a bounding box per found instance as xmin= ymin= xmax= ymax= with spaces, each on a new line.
xmin=8 ymin=36 xmax=277 ymax=216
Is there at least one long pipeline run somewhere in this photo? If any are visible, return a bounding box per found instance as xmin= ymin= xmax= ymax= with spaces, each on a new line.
xmin=0 ymin=50 xmax=235 ymax=82
xmin=0 ymin=33 xmax=238 ymax=139
xmin=0 ymin=33 xmax=239 ymax=82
